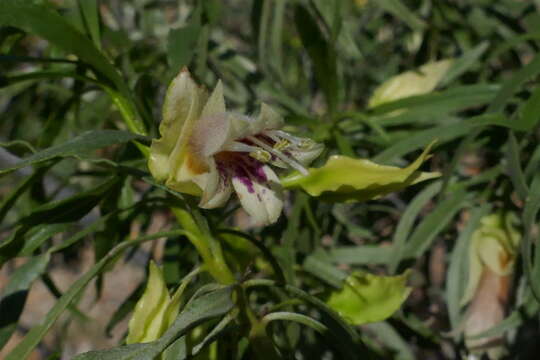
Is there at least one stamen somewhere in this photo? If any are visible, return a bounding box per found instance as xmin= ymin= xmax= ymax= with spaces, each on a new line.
xmin=267 ymin=130 xmax=311 ymax=148
xmin=249 ymin=150 xmax=271 ymax=162
xmin=247 ymin=136 xmax=309 ymax=175
xmin=273 ymin=139 xmax=290 ymax=151
xmin=223 ymin=141 xmax=260 ymax=153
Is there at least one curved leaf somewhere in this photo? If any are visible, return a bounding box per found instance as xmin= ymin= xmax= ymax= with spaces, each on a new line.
xmin=281 ymin=143 xmax=439 ymax=202
xmin=326 ymin=271 xmax=411 ymax=325
xmin=127 ymin=262 xmax=171 ymax=344
xmin=368 ymin=59 xmax=453 ymax=108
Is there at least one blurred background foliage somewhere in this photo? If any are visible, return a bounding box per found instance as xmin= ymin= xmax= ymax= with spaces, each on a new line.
xmin=1 ymin=0 xmax=540 ymax=359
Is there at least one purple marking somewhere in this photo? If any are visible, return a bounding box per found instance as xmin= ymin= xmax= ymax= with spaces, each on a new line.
xmin=243 ymin=157 xmax=268 ymax=183
xmin=232 ymin=165 xmax=255 ymax=193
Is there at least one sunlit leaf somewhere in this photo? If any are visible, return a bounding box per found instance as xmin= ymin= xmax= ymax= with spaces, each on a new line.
xmin=461 ymin=213 xmax=521 ymax=306
xmin=281 ymin=143 xmax=439 ymax=202
xmin=127 ymin=262 xmax=171 ymax=344
xmin=368 ymin=59 xmax=453 ymax=108
xmin=326 ymin=271 xmax=411 ymax=325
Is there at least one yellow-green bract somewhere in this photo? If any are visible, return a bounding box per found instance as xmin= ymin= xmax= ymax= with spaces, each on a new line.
xmin=326 ymin=271 xmax=411 ymax=325
xmin=461 ymin=212 xmax=521 ymax=306
xmin=368 ymin=59 xmax=453 ymax=108
xmin=280 ymin=142 xmax=440 ymax=202
xmin=127 ymin=262 xmax=183 ymax=344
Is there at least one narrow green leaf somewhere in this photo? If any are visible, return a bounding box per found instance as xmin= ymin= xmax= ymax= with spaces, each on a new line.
xmin=167 ymin=25 xmax=201 ymax=74
xmin=294 ymin=4 xmax=338 ymax=113
xmin=303 ymin=250 xmax=347 ymax=288
xmin=488 ymin=52 xmax=540 ymax=113
xmin=0 ymin=0 xmax=145 ymax=134
xmin=375 ymin=0 xmax=426 ymax=31
xmin=516 ymin=83 xmax=540 ymax=131
xmin=73 ymin=286 xmax=234 ymax=360
xmin=0 ymin=130 xmax=144 ymax=175
xmin=506 ymin=131 xmax=529 ymax=201
xmin=19 ymin=223 xmax=73 ymax=256
xmin=521 ymin=174 xmax=540 ymax=302
xmin=327 ymin=245 xmax=394 ymax=265
xmin=77 ymin=0 xmax=101 ymax=50
xmin=389 ymin=181 xmax=442 ymax=273
xmin=440 ymin=42 xmax=489 ymax=86
xmin=4 ymin=230 xmax=187 ymax=360
xmin=404 ymin=189 xmax=470 ymax=258
xmin=0 ymin=254 xmax=50 ymax=349
xmin=0 ymin=164 xmax=53 ymax=222
xmin=22 ymin=178 xmax=118 ymax=226
xmin=371 ymin=84 xmax=499 ymax=118
xmin=245 ymin=279 xmax=362 ymax=359
xmin=373 ymin=113 xmax=509 ymax=163
xmin=363 ymin=322 xmax=415 ymax=360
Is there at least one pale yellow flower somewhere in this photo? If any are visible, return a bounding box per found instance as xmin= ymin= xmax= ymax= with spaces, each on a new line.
xmin=149 ymin=68 xmax=322 ymax=225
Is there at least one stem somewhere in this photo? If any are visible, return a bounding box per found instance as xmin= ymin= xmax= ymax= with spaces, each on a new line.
xmin=172 ymin=207 xmax=235 ymax=285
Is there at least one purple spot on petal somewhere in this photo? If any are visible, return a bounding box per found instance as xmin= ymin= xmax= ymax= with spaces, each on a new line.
xmin=243 ymin=157 xmax=267 ymax=183
xmin=233 ymin=165 xmax=255 ymax=193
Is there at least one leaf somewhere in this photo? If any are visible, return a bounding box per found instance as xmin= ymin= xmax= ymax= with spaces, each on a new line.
xmin=0 ymin=254 xmax=50 ymax=350
xmin=3 ymin=230 xmax=188 ymax=360
xmin=21 ymin=178 xmax=118 ymax=226
xmin=363 ymin=322 xmax=415 ymax=360
xmin=389 ymin=181 xmax=442 ymax=273
xmin=0 ymin=130 xmax=144 ymax=175
xmin=440 ymin=42 xmax=489 ymax=86
xmin=0 ymin=164 xmax=53 ymax=222
xmin=127 ymin=262 xmax=171 ymax=344
xmin=461 ymin=213 xmax=521 ymax=306
xmin=516 ymin=83 xmax=540 ymax=131
xmin=375 ymin=0 xmax=426 ymax=31
xmin=0 ymin=0 xmax=145 ymax=134
xmin=294 ymin=4 xmax=339 ymax=113
xmin=245 ymin=279 xmax=362 ymax=359
xmin=327 ymin=245 xmax=394 ymax=265
xmin=302 ymin=249 xmax=347 ymax=288
xmin=0 ymin=0 xmax=114 ymax=83
xmin=446 ymin=205 xmax=491 ymax=331
xmin=488 ymin=52 xmax=540 ymax=114
xmin=372 ymin=113 xmax=510 ymax=163
xmin=403 ymin=189 xmax=470 ymax=259
xmin=77 ymin=0 xmax=101 ymax=50
xmin=368 ymin=59 xmax=453 ymax=108
xmin=326 ymin=271 xmax=411 ymax=325
xmin=281 ymin=143 xmax=439 ymax=202
xmin=167 ymin=25 xmax=201 ymax=74
xmin=73 ymin=286 xmax=234 ymax=360
xmin=372 ymin=84 xmax=499 ymax=120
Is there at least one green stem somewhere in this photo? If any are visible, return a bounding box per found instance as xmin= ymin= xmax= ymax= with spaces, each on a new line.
xmin=172 ymin=207 xmax=235 ymax=285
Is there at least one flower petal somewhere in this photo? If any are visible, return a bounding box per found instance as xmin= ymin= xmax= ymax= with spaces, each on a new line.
xmin=232 ymin=163 xmax=283 ymax=225
xmin=250 ymin=103 xmax=284 ymax=134
xmin=201 ymin=80 xmax=226 ymax=119
xmin=198 ymin=160 xmax=233 ymax=209
xmin=287 ymin=142 xmax=324 ymax=166
xmin=149 ymin=68 xmax=206 ymax=182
